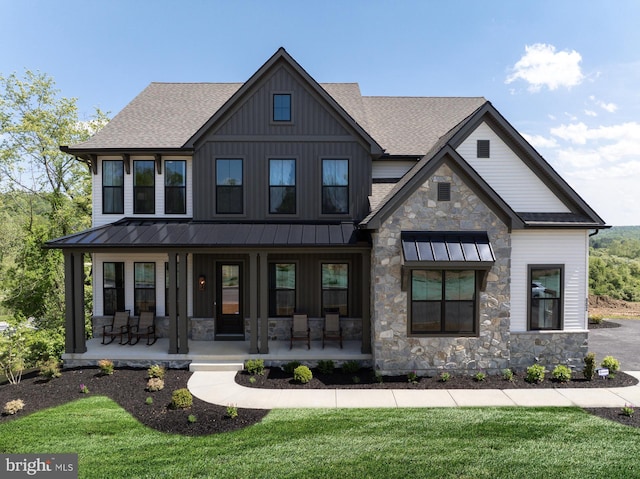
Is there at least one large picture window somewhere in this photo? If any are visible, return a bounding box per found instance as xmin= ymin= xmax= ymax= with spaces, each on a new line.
xmin=102 ymin=160 xmax=124 ymax=214
xmin=165 ymin=160 xmax=186 ymax=214
xmin=322 ymin=263 xmax=348 ymax=316
xmin=269 ymin=159 xmax=296 ymax=214
xmin=133 ymin=160 xmax=155 ymax=214
xmin=216 ymin=159 xmax=243 ymax=214
xmin=103 ymin=262 xmax=124 ymax=315
xmin=410 ymin=270 xmax=476 ymax=335
xmin=529 ymin=266 xmax=562 ymax=330
xmin=322 ymin=159 xmax=348 ymax=214
xmin=134 ymin=262 xmax=156 ymax=315
xmin=269 ymin=263 xmax=296 ymax=316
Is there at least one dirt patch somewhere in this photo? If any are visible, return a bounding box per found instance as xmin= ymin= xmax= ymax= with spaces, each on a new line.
xmin=589 ymin=295 xmax=640 ymax=319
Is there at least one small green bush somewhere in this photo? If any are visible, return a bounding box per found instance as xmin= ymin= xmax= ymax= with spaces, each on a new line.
xmin=97 ymin=359 xmax=114 ymax=375
xmin=589 ymin=315 xmax=604 ymax=324
xmin=439 ymin=372 xmax=451 ymax=382
xmin=147 ymin=364 xmax=166 ymax=379
xmin=245 ymin=359 xmax=265 ymax=375
xmin=249 ymin=376 xmax=257 ymax=384
xmin=170 ymin=388 xmax=193 ymax=409
xmin=317 ymin=359 xmax=335 ymax=375
xmin=526 ymin=364 xmax=545 ymax=383
xmin=552 ymin=365 xmax=572 ymax=383
xmin=226 ymin=404 xmax=238 ymax=419
xmin=341 ymin=360 xmax=360 ymax=375
xmin=407 ymin=371 xmax=419 ymax=384
xmin=147 ymin=377 xmax=164 ymax=392
xmin=502 ymin=368 xmax=514 ymax=382
xmin=474 ymin=371 xmax=486 ymax=382
xmin=188 ymin=414 xmax=197 ymax=423
xmin=352 ymin=375 xmax=361 ymax=384
xmin=601 ymin=356 xmax=620 ymax=374
xmin=293 ymin=365 xmax=313 ymax=384
xmin=3 ymin=399 xmax=24 ymax=415
xmin=145 ymin=396 xmax=153 ymax=405
xmin=79 ymin=384 xmax=89 ymax=394
xmin=375 ymin=372 xmax=384 ymax=383
xmin=622 ymin=404 xmax=635 ymax=417
xmin=584 ymin=352 xmax=597 ymax=381
xmin=283 ymin=361 xmax=302 ymax=375
xmin=39 ymin=359 xmax=61 ymax=379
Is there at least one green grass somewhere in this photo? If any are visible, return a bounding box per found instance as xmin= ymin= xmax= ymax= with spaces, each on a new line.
xmin=1 ymin=397 xmax=640 ymax=478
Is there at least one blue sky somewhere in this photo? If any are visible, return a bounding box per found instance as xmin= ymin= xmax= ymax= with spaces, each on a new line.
xmin=3 ymin=0 xmax=639 ymax=225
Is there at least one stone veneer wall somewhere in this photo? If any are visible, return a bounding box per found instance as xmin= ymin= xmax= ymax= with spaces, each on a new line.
xmin=371 ymin=164 xmax=512 ymax=375
xmin=510 ymin=331 xmax=588 ymax=371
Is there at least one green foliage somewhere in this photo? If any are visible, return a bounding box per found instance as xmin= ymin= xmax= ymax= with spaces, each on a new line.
xmin=3 ymin=399 xmax=24 ymax=415
xmin=375 ymin=371 xmax=384 ymax=383
xmin=97 ymin=359 xmax=114 ymax=375
xmin=589 ymin=314 xmax=604 ymax=324
xmin=38 ymin=359 xmax=61 ymax=379
xmin=24 ymin=327 xmax=64 ymax=365
xmin=407 ymin=371 xmax=419 ymax=383
xmin=245 ymin=359 xmax=265 ymax=376
xmin=187 ymin=414 xmax=197 ymax=424
xmin=552 ymin=365 xmax=572 ymax=383
xmin=584 ymin=353 xmax=597 ymax=381
xmin=526 ymin=364 xmax=546 ymax=383
xmin=474 ymin=371 xmax=486 ymax=382
xmin=439 ymin=372 xmax=451 ymax=382
xmin=170 ymin=388 xmax=193 ymax=409
xmin=226 ymin=404 xmax=238 ymax=419
xmin=341 ymin=360 xmax=360 ymax=375
xmin=352 ymin=375 xmax=361 ymax=384
xmin=316 ymin=359 xmax=335 ymax=375
xmin=147 ymin=364 xmax=165 ymax=379
xmin=293 ymin=365 xmax=313 ymax=384
xmin=601 ymin=356 xmax=620 ymax=373
xmin=145 ymin=397 xmax=153 ymax=405
xmin=282 ymin=361 xmax=301 ymax=375
xmin=79 ymin=384 xmax=89 ymax=394
xmin=0 ymin=324 xmax=29 ymax=384
xmin=502 ymin=368 xmax=514 ymax=382
xmin=622 ymin=404 xmax=635 ymax=417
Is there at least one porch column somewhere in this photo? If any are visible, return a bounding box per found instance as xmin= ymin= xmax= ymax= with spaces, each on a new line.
xmin=178 ymin=251 xmax=189 ymax=354
xmin=167 ymin=252 xmax=178 ymax=354
xmin=361 ymin=251 xmax=371 ymax=354
xmin=63 ymin=251 xmax=86 ymax=354
xmin=259 ymin=252 xmax=269 ymax=353
xmin=249 ymin=252 xmax=258 ymax=354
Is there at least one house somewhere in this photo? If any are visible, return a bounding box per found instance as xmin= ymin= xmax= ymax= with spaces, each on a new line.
xmin=48 ymin=48 xmax=607 ymax=374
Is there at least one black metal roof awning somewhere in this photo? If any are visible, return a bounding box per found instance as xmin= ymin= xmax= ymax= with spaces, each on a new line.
xmin=401 ymin=231 xmax=495 ymax=268
xmin=45 ymin=219 xmax=370 ymax=250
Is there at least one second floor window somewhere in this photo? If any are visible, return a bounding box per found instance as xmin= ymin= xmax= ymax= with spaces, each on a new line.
xmin=134 ymin=160 xmax=155 ymax=214
xmin=273 ymin=93 xmax=291 ymax=121
xmin=322 ymin=159 xmax=349 ymax=214
xmin=165 ymin=160 xmax=186 ymax=214
xmin=216 ymin=159 xmax=243 ymax=214
xmin=102 ymin=160 xmax=124 ymax=214
xmin=269 ymin=159 xmax=296 ymax=214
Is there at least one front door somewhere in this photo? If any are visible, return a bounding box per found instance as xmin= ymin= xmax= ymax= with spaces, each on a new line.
xmin=215 ymin=263 xmax=244 ymax=339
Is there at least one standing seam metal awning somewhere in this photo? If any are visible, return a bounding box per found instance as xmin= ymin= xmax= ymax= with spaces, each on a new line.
xmin=401 ymin=231 xmax=495 ymax=268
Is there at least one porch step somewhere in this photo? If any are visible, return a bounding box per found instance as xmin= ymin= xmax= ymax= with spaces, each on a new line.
xmin=189 ymin=361 xmax=244 ymax=372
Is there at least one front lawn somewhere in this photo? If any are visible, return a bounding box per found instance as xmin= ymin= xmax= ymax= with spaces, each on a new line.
xmin=0 ymin=398 xmax=639 ymax=478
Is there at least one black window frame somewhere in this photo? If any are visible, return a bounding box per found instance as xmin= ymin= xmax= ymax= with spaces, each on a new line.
xmin=321 ymin=159 xmax=349 ymax=214
xmin=103 ymin=262 xmax=125 ymax=316
xmin=216 ymin=158 xmax=243 ymax=214
xmin=269 ymin=158 xmax=296 ymax=214
xmin=134 ymin=262 xmax=156 ymax=316
xmin=102 ymin=160 xmax=124 ymax=214
xmin=269 ymin=263 xmax=296 ymax=317
xmin=321 ymin=263 xmax=349 ymax=316
xmin=133 ymin=160 xmax=155 ymax=214
xmin=528 ymin=265 xmax=563 ymax=331
xmin=273 ymin=93 xmax=292 ymax=122
xmin=164 ymin=160 xmax=186 ymax=214
xmin=409 ymin=269 xmax=479 ymax=336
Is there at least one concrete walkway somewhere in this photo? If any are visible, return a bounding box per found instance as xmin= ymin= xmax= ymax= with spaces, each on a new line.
xmin=187 ymin=370 xmax=640 ymax=409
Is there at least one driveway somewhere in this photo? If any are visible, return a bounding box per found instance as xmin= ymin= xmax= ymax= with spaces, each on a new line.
xmin=588 ymin=319 xmax=640 ymax=371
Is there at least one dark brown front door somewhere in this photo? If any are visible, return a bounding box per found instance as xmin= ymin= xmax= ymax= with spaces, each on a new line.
xmin=215 ymin=263 xmax=244 ymax=339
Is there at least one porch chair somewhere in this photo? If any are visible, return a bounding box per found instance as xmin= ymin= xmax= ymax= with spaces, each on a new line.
xmin=290 ymin=313 xmax=310 ymax=350
xmin=129 ymin=311 xmax=157 ymax=346
xmin=102 ymin=310 xmax=133 ymax=345
xmin=322 ymin=311 xmax=343 ymax=349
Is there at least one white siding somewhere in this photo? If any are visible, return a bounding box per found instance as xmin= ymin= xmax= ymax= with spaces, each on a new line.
xmin=372 ymin=160 xmax=415 ymax=179
xmin=511 ymin=230 xmax=589 ymax=332
xmin=456 ymin=122 xmax=569 ymax=213
xmin=93 ymin=155 xmax=193 ymax=227
xmin=93 ymin=252 xmax=193 ymax=317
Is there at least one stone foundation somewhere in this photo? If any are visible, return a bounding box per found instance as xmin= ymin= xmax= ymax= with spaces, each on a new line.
xmin=509 ymin=331 xmax=588 ymax=371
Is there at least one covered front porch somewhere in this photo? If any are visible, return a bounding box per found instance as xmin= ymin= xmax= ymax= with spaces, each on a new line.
xmin=62 ymin=337 xmax=372 ymax=369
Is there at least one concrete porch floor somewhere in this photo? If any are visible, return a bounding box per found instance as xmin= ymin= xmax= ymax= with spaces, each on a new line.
xmin=62 ymin=337 xmax=371 ymax=368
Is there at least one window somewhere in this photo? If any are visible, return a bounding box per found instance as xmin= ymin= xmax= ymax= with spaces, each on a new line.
xmin=477 ymin=140 xmax=490 ymax=158
xmin=437 ymin=182 xmax=451 ymax=201
xmin=269 ymin=159 xmax=296 ymax=214
xmin=103 ymin=262 xmax=124 ymax=315
xmin=134 ymin=262 xmax=156 ymax=315
xmin=273 ymin=93 xmax=291 ymax=121
xmin=529 ymin=266 xmax=562 ymax=330
xmin=322 ymin=263 xmax=348 ymax=316
xmin=410 ymin=270 xmax=476 ymax=335
xmin=216 ymin=159 xmax=243 ymax=214
xmin=133 ymin=160 xmax=155 ymax=214
xmin=269 ymin=263 xmax=296 ymax=316
xmin=322 ymin=159 xmax=349 ymax=214
xmin=102 ymin=160 xmax=124 ymax=214
xmin=165 ymin=160 xmax=186 ymax=214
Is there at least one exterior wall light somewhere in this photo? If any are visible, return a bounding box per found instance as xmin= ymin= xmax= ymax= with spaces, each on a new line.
xmin=198 ymin=275 xmax=206 ymax=291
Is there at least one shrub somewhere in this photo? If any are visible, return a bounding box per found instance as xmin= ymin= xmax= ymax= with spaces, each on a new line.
xmin=584 ymin=352 xmax=597 ymax=381
xmin=352 ymin=375 xmax=361 ymax=384
xmin=246 ymin=359 xmax=265 ymax=376
xmin=97 ymin=359 xmax=114 ymax=375
xmin=147 ymin=377 xmax=165 ymax=392
xmin=601 ymin=356 xmax=620 ymax=374
xmin=170 ymin=388 xmax=193 ymax=409
xmin=622 ymin=404 xmax=635 ymax=417
xmin=293 ymin=365 xmax=313 ymax=384
xmin=283 ymin=361 xmax=302 ymax=375
xmin=3 ymin=399 xmax=24 ymax=415
xmin=526 ymin=364 xmax=545 ymax=383
xmin=552 ymin=365 xmax=572 ymax=383
xmin=79 ymin=384 xmax=89 ymax=394
xmin=39 ymin=359 xmax=61 ymax=379
xmin=317 ymin=359 xmax=335 ymax=375
xmin=226 ymin=404 xmax=238 ymax=419
xmin=249 ymin=376 xmax=257 ymax=384
xmin=342 ymin=360 xmax=360 ymax=375
xmin=439 ymin=372 xmax=451 ymax=382
xmin=188 ymin=414 xmax=197 ymax=424
xmin=474 ymin=371 xmax=486 ymax=382
xmin=407 ymin=371 xmax=419 ymax=384
xmin=589 ymin=314 xmax=604 ymax=324
xmin=502 ymin=368 xmax=514 ymax=382
xmin=375 ymin=372 xmax=384 ymax=383
xmin=145 ymin=397 xmax=153 ymax=405
xmin=147 ymin=364 xmax=165 ymax=379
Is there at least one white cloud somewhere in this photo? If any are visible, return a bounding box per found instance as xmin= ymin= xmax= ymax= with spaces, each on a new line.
xmin=584 ymin=109 xmax=597 ymax=117
xmin=521 ymin=133 xmax=558 ymax=149
xmin=598 ymin=101 xmax=618 ymax=113
xmin=506 ymin=43 xmax=584 ymax=92
xmin=550 ymin=122 xmax=640 ymax=154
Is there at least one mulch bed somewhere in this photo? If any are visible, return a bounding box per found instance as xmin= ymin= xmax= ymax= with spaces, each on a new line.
xmin=588 ymin=320 xmax=622 ymax=329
